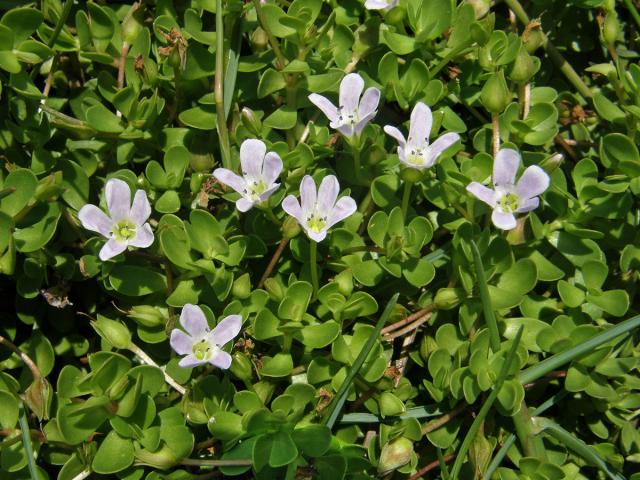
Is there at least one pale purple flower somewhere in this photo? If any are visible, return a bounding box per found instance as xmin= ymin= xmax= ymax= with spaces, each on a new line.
xmin=466 ymin=148 xmax=550 ymax=230
xmin=365 ymin=0 xmax=399 ymax=10
xmin=384 ymin=102 xmax=460 ymax=170
xmin=78 ymin=178 xmax=154 ymax=261
xmin=213 ymin=139 xmax=283 ymax=212
xmin=170 ymin=304 xmax=242 ymax=369
xmin=282 ymin=175 xmax=357 ymax=242
xmin=308 ymin=73 xmax=381 ymax=138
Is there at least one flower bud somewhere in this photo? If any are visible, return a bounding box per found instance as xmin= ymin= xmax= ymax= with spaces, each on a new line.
xmin=434 ymin=288 xmax=465 ymax=310
xmin=250 ymin=27 xmax=269 ymax=52
xmin=122 ymin=5 xmax=144 ymax=45
xmin=230 ymin=352 xmax=253 ymax=382
xmin=128 ymin=305 xmax=167 ymax=327
xmin=264 ymin=277 xmax=285 ymax=301
xmin=232 ymin=273 xmax=252 ymax=299
xmin=378 ymin=437 xmax=414 ymax=474
xmin=241 ymin=107 xmax=263 ymax=136
xmin=466 ymin=0 xmax=491 ymax=19
xmin=385 ymin=5 xmax=405 ymax=24
xmin=92 ymin=315 xmax=132 ymax=349
xmin=523 ymin=24 xmax=545 ymax=53
xmin=540 ymin=153 xmax=563 ymax=173
xmin=509 ymin=47 xmax=539 ymax=84
xmin=400 ymin=166 xmax=425 ymax=183
xmin=282 ymin=216 xmax=301 ymax=239
xmin=603 ymin=12 xmax=620 ymax=46
xmin=480 ymin=70 xmax=511 ymax=114
xmin=25 ymin=378 xmax=52 ymax=420
xmin=107 ymin=375 xmax=131 ymax=402
xmin=334 ymin=270 xmax=353 ymax=297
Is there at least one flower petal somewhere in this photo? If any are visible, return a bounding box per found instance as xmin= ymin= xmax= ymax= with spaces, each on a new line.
xmin=258 ymin=184 xmax=280 ymax=204
xmin=262 ymin=152 xmax=283 ymax=185
xmin=105 ymin=178 xmax=131 ymax=221
xmin=516 ymin=165 xmax=550 ymax=200
xmin=491 ymin=210 xmax=517 ymax=230
xmin=516 ymin=197 xmax=539 ymax=213
xmin=317 ymin=175 xmax=340 ymax=216
xmin=408 ymin=102 xmax=432 ymax=147
xmin=282 ymin=195 xmax=304 ymax=224
xmin=129 ymin=223 xmax=154 ymax=248
xmin=306 ymin=228 xmax=327 ymax=243
xmin=99 ymin=238 xmax=127 ymax=261
xmin=179 ymin=354 xmax=205 ymax=368
xmin=78 ymin=204 xmax=112 ymax=237
xmin=170 ymin=329 xmax=193 ymax=355
xmin=358 ymin=87 xmax=380 ymax=119
xmin=354 ymin=112 xmax=376 ymax=135
xmin=130 ymin=189 xmax=151 ymax=225
xmin=308 ymin=93 xmax=339 ymax=123
xmin=339 ymin=73 xmax=364 ymax=113
xmin=397 ymin=146 xmax=407 ymax=164
xmin=383 ymin=125 xmax=407 ymax=148
xmin=210 ymin=314 xmax=242 ymax=346
xmin=214 ymin=168 xmax=246 ymax=194
xmin=336 ymin=123 xmax=355 ymax=137
xmin=299 ymin=175 xmax=317 ymax=214
xmin=493 ymin=148 xmax=520 ymax=187
xmin=240 ymin=139 xmax=266 ymax=180
xmin=327 ymin=195 xmax=357 ymax=229
xmin=236 ymin=198 xmax=254 ymax=212
xmin=180 ymin=304 xmax=209 ymax=337
xmin=428 ymin=133 xmax=460 ymax=166
xmin=466 ymin=182 xmax=497 ymax=207
xmin=365 ymin=0 xmax=392 ymax=8
xmin=209 ymin=350 xmax=232 ymax=369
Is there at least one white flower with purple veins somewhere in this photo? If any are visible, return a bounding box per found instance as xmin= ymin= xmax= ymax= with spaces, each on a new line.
xmin=78 ymin=178 xmax=154 ymax=261
xmin=466 ymin=148 xmax=550 ymax=230
xmin=213 ymin=139 xmax=283 ymax=212
xmin=365 ymin=0 xmax=399 ymax=10
xmin=282 ymin=175 xmax=357 ymax=242
xmin=384 ymin=102 xmax=460 ymax=170
xmin=170 ymin=304 xmax=242 ymax=369
xmin=308 ymin=73 xmax=381 ymax=138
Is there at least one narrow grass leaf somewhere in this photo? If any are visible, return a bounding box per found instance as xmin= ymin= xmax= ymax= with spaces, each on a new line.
xmin=471 ymin=240 xmax=501 ymax=353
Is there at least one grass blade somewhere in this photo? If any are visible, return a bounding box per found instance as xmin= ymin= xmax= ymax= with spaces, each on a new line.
xmin=223 ymin=16 xmax=242 ymax=120
xmin=470 ymin=240 xmax=501 ymax=353
xmin=339 ymin=404 xmax=442 ymax=424
xmin=323 ymin=293 xmax=399 ymax=430
xmin=449 ymin=326 xmax=524 ymax=479
xmin=535 ymin=418 xmax=626 ymax=480
xmin=19 ymin=405 xmax=38 ymax=480
xmin=519 ymin=313 xmax=640 ymax=385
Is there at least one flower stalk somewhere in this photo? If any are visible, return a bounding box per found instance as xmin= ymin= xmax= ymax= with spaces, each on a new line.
xmin=309 ymin=240 xmax=319 ymax=300
xmin=401 ymin=180 xmax=413 ymax=220
xmin=215 ymin=0 xmax=232 ymax=170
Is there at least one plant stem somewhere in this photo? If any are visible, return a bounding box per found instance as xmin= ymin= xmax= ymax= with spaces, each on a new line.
xmin=128 ymin=343 xmax=186 ymax=395
xmin=47 ymin=0 xmax=74 ymax=48
xmin=258 ymin=238 xmax=289 ymax=288
xmin=352 ymin=143 xmax=362 ymax=183
xmin=519 ymin=82 xmax=530 ymax=119
xmin=408 ymin=453 xmax=455 ymax=480
xmin=491 ymin=112 xmax=500 ymax=158
xmin=421 ymin=403 xmax=467 ymax=435
xmin=503 ymin=0 xmax=592 ymax=98
xmin=381 ymin=306 xmax=432 ymax=335
xmin=0 ymin=335 xmax=41 ymax=381
xmin=383 ymin=312 xmax=432 ymax=341
xmin=513 ymin=399 xmax=548 ymax=460
xmin=180 ymin=458 xmax=253 ymax=467
xmin=623 ymin=0 xmax=640 ymax=30
xmin=252 ymin=0 xmax=287 ymax=69
xmin=117 ymin=42 xmax=129 ymax=90
xmin=262 ymin=206 xmax=281 ymax=226
xmin=215 ymin=0 xmax=232 ymax=170
xmin=309 ymin=240 xmax=319 ymax=300
xmin=401 ymin=180 xmax=413 ymax=220
xmin=19 ymin=406 xmax=38 ymax=480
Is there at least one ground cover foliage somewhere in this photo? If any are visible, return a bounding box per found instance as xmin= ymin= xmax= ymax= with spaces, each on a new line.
xmin=1 ymin=0 xmax=640 ymax=478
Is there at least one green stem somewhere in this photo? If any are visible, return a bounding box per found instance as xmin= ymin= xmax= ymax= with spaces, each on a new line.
xmin=309 ymin=240 xmax=319 ymax=300
xmin=429 ymin=46 xmax=474 ymax=80
xmin=470 ymin=240 xmax=502 ymax=353
xmin=401 ymin=180 xmax=413 ymax=220
xmin=512 ymin=399 xmax=548 ymax=461
xmin=47 ymin=0 xmax=74 ymax=48
xmin=623 ymin=0 xmax=640 ymax=30
xmin=19 ymin=406 xmax=38 ymax=480
xmin=503 ymin=0 xmax=592 ymax=98
xmin=252 ymin=0 xmax=287 ymax=69
xmin=215 ymin=0 xmax=232 ymax=170
xmin=262 ymin=206 xmax=281 ymax=226
xmin=352 ymin=144 xmax=361 ymax=183
xmin=449 ymin=326 xmax=524 ymax=479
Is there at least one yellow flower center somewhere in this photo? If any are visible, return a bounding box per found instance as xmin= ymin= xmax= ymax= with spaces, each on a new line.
xmin=407 ymin=148 xmax=426 ymax=166
xmin=112 ymin=219 xmax=137 ymax=242
xmin=307 ymin=212 xmax=327 ymax=233
xmin=192 ymin=338 xmax=213 ymax=361
xmin=244 ymin=180 xmax=268 ymax=202
xmin=498 ymin=192 xmax=520 ymax=213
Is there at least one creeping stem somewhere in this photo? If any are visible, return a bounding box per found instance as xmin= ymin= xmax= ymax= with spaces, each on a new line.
xmin=309 ymin=240 xmax=320 ymax=300
xmin=215 ymin=0 xmax=232 ymax=170
xmin=401 ymin=180 xmax=413 ymax=220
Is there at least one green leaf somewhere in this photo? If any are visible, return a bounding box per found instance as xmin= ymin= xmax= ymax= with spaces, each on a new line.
xmin=259 ymin=353 xmax=293 ymax=377
xmin=268 ymin=431 xmax=298 ymax=467
xmin=92 ymin=431 xmax=135 ymax=474
xmin=278 ymin=281 xmax=312 ymax=321
xmin=0 ymin=391 xmax=18 ymax=429
xmin=0 ymin=169 xmax=37 ymax=217
xmin=13 ymin=202 xmax=61 ymax=252
xmin=1 ymin=8 xmax=43 ymax=44
xmin=109 ymin=265 xmax=167 ymax=296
